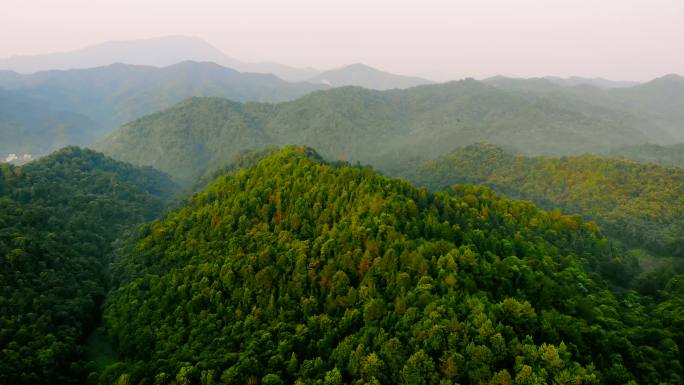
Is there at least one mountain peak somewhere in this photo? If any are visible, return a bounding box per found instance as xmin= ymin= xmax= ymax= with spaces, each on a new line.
xmin=308 ymin=63 xmax=432 ymax=90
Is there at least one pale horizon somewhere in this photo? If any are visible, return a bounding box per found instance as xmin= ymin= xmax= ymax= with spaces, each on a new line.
xmin=1 ymin=0 xmax=683 ymax=82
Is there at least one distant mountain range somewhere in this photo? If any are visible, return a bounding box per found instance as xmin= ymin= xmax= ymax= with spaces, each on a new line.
xmin=0 ymin=35 xmax=435 ymax=88
xmin=0 ymin=61 xmax=323 ymax=156
xmin=93 ymin=76 xmax=684 ymax=185
xmin=0 ymin=35 xmax=320 ymax=82
xmin=1 ymin=35 xmax=682 ymax=166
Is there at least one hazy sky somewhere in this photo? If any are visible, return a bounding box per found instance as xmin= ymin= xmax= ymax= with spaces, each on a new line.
xmin=1 ymin=0 xmax=682 ymax=81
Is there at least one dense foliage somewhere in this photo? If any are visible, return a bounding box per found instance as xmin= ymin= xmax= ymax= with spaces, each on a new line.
xmin=407 ymin=143 xmax=684 ymax=257
xmin=101 ymin=146 xmax=681 ymax=385
xmin=0 ymin=147 xmax=175 ymax=384
xmin=94 ymin=76 xmax=681 ymax=185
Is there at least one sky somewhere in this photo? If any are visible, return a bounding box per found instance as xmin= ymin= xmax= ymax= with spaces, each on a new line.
xmin=0 ymin=0 xmax=682 ymax=81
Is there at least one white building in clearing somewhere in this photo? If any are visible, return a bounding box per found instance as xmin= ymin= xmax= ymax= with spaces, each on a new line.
xmin=4 ymin=153 xmax=33 ymax=163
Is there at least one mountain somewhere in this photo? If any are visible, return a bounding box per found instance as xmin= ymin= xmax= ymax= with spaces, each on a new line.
xmin=307 ymin=63 xmax=432 ymax=90
xmin=0 ymin=88 xmax=97 ymax=157
xmin=406 ymin=143 xmax=684 ymax=256
xmin=98 ymin=146 xmax=681 ymax=384
xmin=95 ymin=80 xmax=664 ymax=185
xmin=0 ymin=61 xmax=322 ymax=157
xmin=544 ymin=76 xmax=640 ymax=89
xmin=611 ymin=142 xmax=684 ymax=167
xmin=485 ymin=74 xmax=684 ymax=141
xmin=0 ymin=147 xmax=176 ymax=385
xmin=0 ymin=35 xmax=320 ymax=82
xmin=610 ymin=74 xmax=684 ymax=140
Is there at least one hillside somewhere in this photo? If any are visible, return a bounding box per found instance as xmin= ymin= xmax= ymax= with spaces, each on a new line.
xmin=0 ymin=89 xmax=97 ymax=157
xmin=0 ymin=61 xmax=321 ymax=157
xmin=98 ymin=146 xmax=681 ymax=384
xmin=486 ymin=74 xmax=684 ymax=141
xmin=406 ymin=143 xmax=684 ymax=256
xmin=94 ymin=80 xmax=662 ymax=185
xmin=0 ymin=147 xmax=176 ymax=385
xmin=307 ymin=63 xmax=432 ymax=90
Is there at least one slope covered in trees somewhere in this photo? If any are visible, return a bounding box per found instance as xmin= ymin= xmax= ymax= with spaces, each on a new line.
xmin=407 ymin=143 xmax=684 ymax=257
xmin=0 ymin=147 xmax=176 ymax=385
xmin=95 ymin=79 xmax=668 ymax=185
xmin=100 ymin=146 xmax=681 ymax=385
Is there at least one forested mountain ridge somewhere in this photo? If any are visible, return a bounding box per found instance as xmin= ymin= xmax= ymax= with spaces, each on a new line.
xmin=94 ymin=78 xmax=667 ymax=185
xmin=0 ymin=61 xmax=322 ymax=157
xmin=406 ymin=143 xmax=684 ymax=257
xmin=99 ymin=146 xmax=681 ymax=385
xmin=485 ymin=73 xmax=684 ymax=141
xmin=0 ymin=147 xmax=176 ymax=385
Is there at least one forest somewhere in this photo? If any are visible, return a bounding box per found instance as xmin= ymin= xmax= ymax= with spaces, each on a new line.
xmin=404 ymin=143 xmax=684 ymax=258
xmin=0 ymin=145 xmax=683 ymax=384
xmin=0 ymin=147 xmax=175 ymax=384
xmin=95 ymin=147 xmax=680 ymax=384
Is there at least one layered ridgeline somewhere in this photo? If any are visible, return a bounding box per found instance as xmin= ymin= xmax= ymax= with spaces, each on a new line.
xmin=0 ymin=147 xmax=175 ymax=385
xmin=407 ymin=143 xmax=684 ymax=257
xmin=100 ymin=146 xmax=681 ymax=385
xmin=94 ymin=78 xmax=677 ymax=185
xmin=485 ymin=73 xmax=684 ymax=142
xmin=0 ymin=35 xmax=320 ymax=82
xmin=0 ymin=61 xmax=321 ymax=157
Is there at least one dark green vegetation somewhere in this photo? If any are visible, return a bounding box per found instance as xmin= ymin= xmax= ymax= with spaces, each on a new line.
xmin=0 ymin=147 xmax=175 ymax=384
xmin=99 ymin=147 xmax=682 ymax=385
xmin=96 ymin=75 xmax=684 ymax=186
xmin=406 ymin=143 xmax=684 ymax=258
xmin=0 ymin=61 xmax=321 ymax=156
xmin=611 ymin=143 xmax=684 ymax=167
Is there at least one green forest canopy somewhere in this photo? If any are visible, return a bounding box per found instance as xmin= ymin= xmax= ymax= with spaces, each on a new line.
xmin=0 ymin=147 xmax=176 ymax=385
xmin=405 ymin=143 xmax=684 ymax=258
xmin=100 ymin=146 xmax=683 ymax=385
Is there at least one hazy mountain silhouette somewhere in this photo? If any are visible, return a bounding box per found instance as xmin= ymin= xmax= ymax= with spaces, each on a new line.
xmin=307 ymin=63 xmax=432 ymax=90
xmin=0 ymin=35 xmax=320 ymax=81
